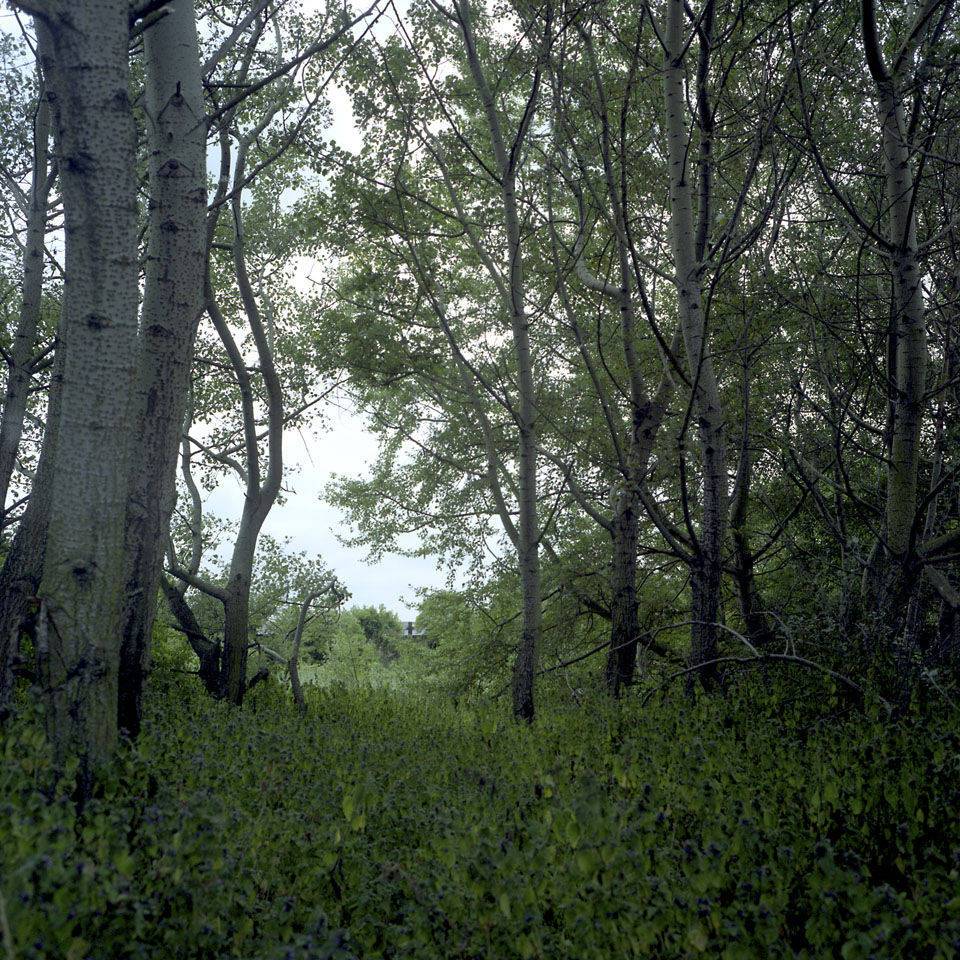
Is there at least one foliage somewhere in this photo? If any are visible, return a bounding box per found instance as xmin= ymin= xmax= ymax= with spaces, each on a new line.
xmin=162 ymin=535 xmax=343 ymax=654
xmin=355 ymin=605 xmax=403 ymax=664
xmin=2 ymin=668 xmax=959 ymax=960
xmin=297 ymin=606 xmax=437 ymax=690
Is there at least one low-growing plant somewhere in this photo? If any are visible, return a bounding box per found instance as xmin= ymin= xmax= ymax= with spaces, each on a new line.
xmin=1 ymin=671 xmax=958 ymax=959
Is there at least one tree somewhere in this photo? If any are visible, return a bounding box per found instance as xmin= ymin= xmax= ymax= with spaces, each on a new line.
xmin=288 ymin=576 xmax=347 ymax=712
xmin=162 ymin=1 xmax=373 ymax=705
xmin=28 ymin=0 xmax=141 ymax=790
xmin=117 ymin=0 xmax=207 ymax=738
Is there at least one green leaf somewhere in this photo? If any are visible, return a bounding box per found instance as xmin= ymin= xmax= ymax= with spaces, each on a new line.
xmin=687 ymin=923 xmax=710 ymax=953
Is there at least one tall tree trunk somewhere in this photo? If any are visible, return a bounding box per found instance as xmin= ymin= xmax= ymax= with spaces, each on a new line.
xmin=34 ymin=1 xmax=140 ymax=790
xmin=603 ymin=379 xmax=677 ymax=693
xmin=214 ymin=191 xmax=284 ymax=706
xmin=859 ymin=0 xmax=928 ymax=644
xmin=117 ymin=0 xmax=206 ymax=738
xmin=456 ymin=0 xmax=542 ymax=721
xmin=730 ymin=523 xmax=775 ymax=649
xmin=513 ymin=277 xmax=541 ymax=721
xmin=663 ymin=0 xmax=727 ymax=683
xmin=513 ymin=421 xmax=541 ymax=722
xmin=874 ymin=33 xmax=927 ymax=576
xmin=573 ymin=35 xmax=678 ymax=697
xmin=559 ymin=124 xmax=681 ymax=695
xmin=220 ymin=551 xmax=254 ymax=705
xmin=399 ymin=2 xmax=547 ymax=721
xmin=689 ymin=552 xmax=723 ymax=682
xmin=0 ymin=76 xmax=52 ymax=515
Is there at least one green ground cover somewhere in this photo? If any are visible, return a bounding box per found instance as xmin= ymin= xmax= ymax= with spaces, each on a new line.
xmin=2 ymin=668 xmax=958 ymax=960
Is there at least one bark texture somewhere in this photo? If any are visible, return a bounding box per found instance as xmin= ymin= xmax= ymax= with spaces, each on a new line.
xmin=605 ymin=491 xmax=641 ymax=692
xmin=663 ymin=0 xmax=727 ymax=682
xmin=35 ymin=1 xmax=140 ymax=786
xmin=118 ymin=0 xmax=206 ymax=738
xmin=860 ymin=0 xmax=928 ymax=629
xmin=458 ymin=0 xmax=542 ymax=721
xmin=192 ymin=119 xmax=284 ymax=706
xmin=220 ymin=536 xmax=257 ymax=705
xmin=602 ymin=389 xmax=674 ymax=693
xmin=0 ymin=346 xmax=63 ymax=717
xmin=602 ymin=380 xmax=676 ymax=693
xmin=160 ymin=576 xmax=220 ymax=694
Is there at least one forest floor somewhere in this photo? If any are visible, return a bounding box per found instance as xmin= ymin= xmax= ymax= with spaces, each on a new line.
xmin=2 ymin=667 xmax=958 ymax=960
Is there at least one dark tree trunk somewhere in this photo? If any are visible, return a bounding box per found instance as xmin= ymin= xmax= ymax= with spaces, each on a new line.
xmin=160 ymin=577 xmax=220 ymax=696
xmin=688 ymin=559 xmax=722 ymax=691
xmin=0 ymin=346 xmax=63 ymax=718
xmin=220 ymin=576 xmax=252 ymax=705
xmin=730 ymin=527 xmax=777 ymax=650
xmin=605 ymin=492 xmax=640 ymax=696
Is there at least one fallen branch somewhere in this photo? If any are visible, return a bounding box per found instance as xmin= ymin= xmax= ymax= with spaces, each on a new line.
xmin=639 ymin=652 xmax=877 ymax=708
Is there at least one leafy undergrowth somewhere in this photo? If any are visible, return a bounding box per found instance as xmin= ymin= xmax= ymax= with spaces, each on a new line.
xmin=2 ymin=675 xmax=959 ymax=960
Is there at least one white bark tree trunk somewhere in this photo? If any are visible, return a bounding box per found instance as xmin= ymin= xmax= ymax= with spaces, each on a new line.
xmin=457 ymin=0 xmax=542 ymax=721
xmin=34 ymin=1 xmax=140 ymax=788
xmin=118 ymin=0 xmax=206 ymax=737
xmin=863 ymin=1 xmax=927 ymax=574
xmin=663 ymin=0 xmax=728 ymax=682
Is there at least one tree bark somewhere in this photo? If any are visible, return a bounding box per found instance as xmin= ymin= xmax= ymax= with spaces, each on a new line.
xmin=857 ymin=1 xmax=929 ymax=648
xmin=173 ymin=112 xmax=285 ymax=707
xmin=605 ymin=489 xmax=641 ymax=694
xmin=34 ymin=0 xmax=140 ymax=789
xmin=457 ymin=0 xmax=542 ymax=721
xmin=117 ymin=0 xmax=206 ymax=738
xmin=160 ymin=576 xmax=220 ymax=694
xmin=602 ymin=374 xmax=679 ymax=693
xmin=219 ymin=534 xmax=255 ymax=704
xmin=663 ymin=0 xmax=727 ymax=683
xmin=215 ymin=128 xmax=285 ymax=706
xmin=570 ymin=37 xmax=679 ymax=696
